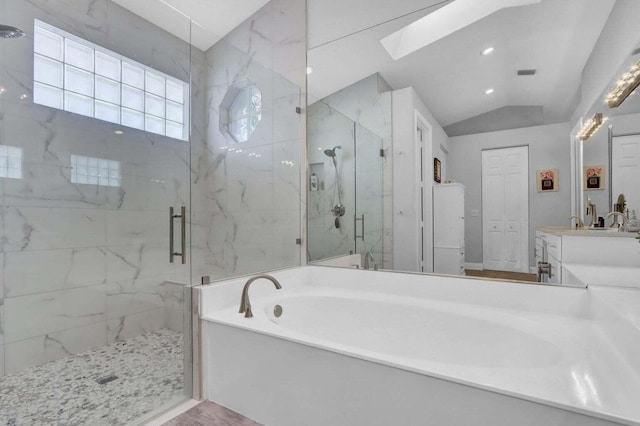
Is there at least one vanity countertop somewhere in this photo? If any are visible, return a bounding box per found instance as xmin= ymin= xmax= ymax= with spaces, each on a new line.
xmin=537 ymin=226 xmax=639 ymax=238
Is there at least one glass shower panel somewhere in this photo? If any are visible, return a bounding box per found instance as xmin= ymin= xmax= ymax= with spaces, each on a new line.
xmin=307 ymin=101 xmax=356 ymax=262
xmin=0 ymin=0 xmax=194 ymax=424
xmin=190 ymin=0 xmax=305 ymax=280
xmin=354 ymin=124 xmax=384 ymax=267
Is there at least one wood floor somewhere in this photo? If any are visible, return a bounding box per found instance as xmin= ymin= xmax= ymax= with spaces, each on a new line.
xmin=465 ymin=269 xmax=537 ymax=282
xmin=162 ymin=401 xmax=263 ymax=426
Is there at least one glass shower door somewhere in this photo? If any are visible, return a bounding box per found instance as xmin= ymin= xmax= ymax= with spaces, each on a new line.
xmin=354 ymin=124 xmax=384 ymax=268
xmin=0 ymin=0 xmax=194 ymax=423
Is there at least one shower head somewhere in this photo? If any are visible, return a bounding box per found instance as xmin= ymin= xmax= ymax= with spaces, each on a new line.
xmin=323 ymin=146 xmax=341 ymax=157
xmin=0 ymin=25 xmax=25 ymax=39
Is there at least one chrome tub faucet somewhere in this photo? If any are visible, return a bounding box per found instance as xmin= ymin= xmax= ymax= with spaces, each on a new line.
xmin=239 ymin=274 xmax=282 ymax=318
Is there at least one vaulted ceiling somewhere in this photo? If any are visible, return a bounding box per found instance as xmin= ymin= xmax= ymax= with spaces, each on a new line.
xmin=307 ymin=0 xmax=616 ymax=132
xmin=114 ymin=0 xmax=618 ymax=134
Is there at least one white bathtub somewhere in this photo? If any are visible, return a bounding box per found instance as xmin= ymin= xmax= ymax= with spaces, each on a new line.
xmin=199 ymin=266 xmax=640 ymax=426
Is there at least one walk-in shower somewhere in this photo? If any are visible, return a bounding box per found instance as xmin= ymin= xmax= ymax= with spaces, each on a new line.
xmin=325 ymin=145 xmax=345 ymax=227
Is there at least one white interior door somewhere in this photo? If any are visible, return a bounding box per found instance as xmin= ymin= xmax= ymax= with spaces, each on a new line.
xmin=482 ymin=146 xmax=529 ymax=272
xmin=612 ymin=135 xmax=640 ymax=214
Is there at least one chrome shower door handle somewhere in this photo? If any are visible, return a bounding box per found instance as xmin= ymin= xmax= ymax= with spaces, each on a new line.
xmin=355 ymin=214 xmax=365 ymax=241
xmin=169 ymin=206 xmax=186 ymax=264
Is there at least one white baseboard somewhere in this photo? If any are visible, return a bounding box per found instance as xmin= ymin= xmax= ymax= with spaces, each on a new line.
xmin=464 ymin=262 xmax=483 ymax=270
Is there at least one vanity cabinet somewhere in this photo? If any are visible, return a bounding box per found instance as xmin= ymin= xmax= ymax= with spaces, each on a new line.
xmin=434 ymin=184 xmax=465 ymax=275
xmin=536 ymin=227 xmax=640 ymax=286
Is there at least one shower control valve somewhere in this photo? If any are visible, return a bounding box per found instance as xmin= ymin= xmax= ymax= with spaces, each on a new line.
xmin=331 ymin=204 xmax=346 ymax=217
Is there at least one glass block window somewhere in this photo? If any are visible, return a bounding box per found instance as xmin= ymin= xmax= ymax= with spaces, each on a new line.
xmin=70 ymin=154 xmax=121 ymax=187
xmin=33 ymin=19 xmax=189 ymax=141
xmin=0 ymin=145 xmax=23 ymax=179
xmin=229 ymin=85 xmax=262 ymax=143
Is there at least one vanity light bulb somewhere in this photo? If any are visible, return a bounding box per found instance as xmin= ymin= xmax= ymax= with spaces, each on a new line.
xmin=606 ymin=59 xmax=640 ymax=108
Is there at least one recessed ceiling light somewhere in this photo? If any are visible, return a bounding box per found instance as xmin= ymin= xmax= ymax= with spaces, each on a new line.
xmin=114 ymin=130 xmax=124 ymax=135
xmin=306 ymin=66 xmax=313 ymax=75
xmin=481 ymin=47 xmax=495 ymax=56
xmin=485 ymin=88 xmax=495 ymax=95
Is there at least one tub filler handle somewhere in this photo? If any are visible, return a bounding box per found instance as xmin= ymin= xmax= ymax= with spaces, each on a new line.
xmin=239 ymin=274 xmax=282 ymax=318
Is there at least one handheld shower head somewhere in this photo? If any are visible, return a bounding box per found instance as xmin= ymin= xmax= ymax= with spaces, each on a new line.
xmin=323 ymin=146 xmax=341 ymax=157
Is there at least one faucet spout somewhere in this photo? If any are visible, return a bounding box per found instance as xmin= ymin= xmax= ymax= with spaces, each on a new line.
xmin=568 ymin=215 xmax=584 ymax=229
xmin=586 ymin=199 xmax=597 ymax=227
xmin=239 ymin=274 xmax=282 ymax=318
xmin=606 ymin=211 xmax=628 ymax=232
xmin=363 ymin=251 xmax=375 ymax=270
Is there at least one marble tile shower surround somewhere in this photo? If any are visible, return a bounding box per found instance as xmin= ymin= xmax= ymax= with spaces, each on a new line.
xmin=307 ymin=74 xmax=391 ymax=267
xmin=307 ymin=103 xmax=384 ymax=265
xmin=190 ymin=0 xmax=306 ymax=280
xmin=0 ymin=0 xmax=200 ymax=375
xmin=307 ymin=101 xmax=356 ymax=262
xmin=308 ymin=74 xmax=392 ymax=268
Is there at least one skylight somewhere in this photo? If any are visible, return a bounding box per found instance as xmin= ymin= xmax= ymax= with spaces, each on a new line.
xmin=380 ymin=0 xmax=541 ymax=61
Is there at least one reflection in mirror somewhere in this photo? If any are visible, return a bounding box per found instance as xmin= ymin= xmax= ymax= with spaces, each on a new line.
xmin=581 ymin=46 xmax=640 ymax=231
xmin=307 ymin=0 xmax=640 ymax=287
xmin=307 ymin=76 xmax=388 ymax=268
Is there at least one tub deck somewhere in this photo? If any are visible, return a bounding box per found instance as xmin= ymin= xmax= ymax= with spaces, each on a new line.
xmin=200 ymin=266 xmax=640 ymax=426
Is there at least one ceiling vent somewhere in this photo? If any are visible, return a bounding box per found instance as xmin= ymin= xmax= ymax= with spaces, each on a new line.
xmin=517 ymin=69 xmax=537 ymax=76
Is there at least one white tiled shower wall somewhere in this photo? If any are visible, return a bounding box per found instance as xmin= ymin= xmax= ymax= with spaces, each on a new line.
xmin=307 ymin=74 xmax=392 ymax=268
xmin=190 ymin=0 xmax=306 ymax=280
xmin=0 ymin=0 xmax=305 ymax=377
xmin=0 ymin=0 xmax=199 ymax=375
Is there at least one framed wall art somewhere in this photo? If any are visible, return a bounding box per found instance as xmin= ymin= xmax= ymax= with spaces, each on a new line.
xmin=584 ymin=165 xmax=605 ymax=190
xmin=537 ymin=169 xmax=558 ymax=192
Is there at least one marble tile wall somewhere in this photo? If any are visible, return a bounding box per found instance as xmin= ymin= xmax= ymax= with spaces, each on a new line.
xmin=0 ymin=0 xmax=198 ymax=375
xmin=307 ymin=101 xmax=356 ymax=262
xmin=307 ymin=74 xmax=392 ymax=268
xmin=190 ymin=0 xmax=306 ymax=280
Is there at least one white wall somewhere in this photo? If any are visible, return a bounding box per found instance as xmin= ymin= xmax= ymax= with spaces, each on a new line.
xmin=392 ymin=87 xmax=449 ymax=272
xmin=448 ymin=122 xmax=572 ymax=268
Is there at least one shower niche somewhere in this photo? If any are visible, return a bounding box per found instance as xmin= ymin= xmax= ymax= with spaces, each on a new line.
xmin=309 ymin=162 xmax=325 ymax=192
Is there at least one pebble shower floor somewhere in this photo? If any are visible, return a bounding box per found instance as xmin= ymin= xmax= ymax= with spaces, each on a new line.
xmin=0 ymin=329 xmax=184 ymax=425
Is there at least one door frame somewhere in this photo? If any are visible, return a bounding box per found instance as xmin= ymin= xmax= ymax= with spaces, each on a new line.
xmin=415 ymin=111 xmax=433 ymax=273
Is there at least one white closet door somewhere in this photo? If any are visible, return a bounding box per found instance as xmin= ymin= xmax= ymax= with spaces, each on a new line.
xmin=482 ymin=146 xmax=529 ymax=272
xmin=612 ymin=135 xmax=640 ymax=214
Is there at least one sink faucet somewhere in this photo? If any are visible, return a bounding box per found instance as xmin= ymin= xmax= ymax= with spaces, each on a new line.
xmin=606 ymin=211 xmax=628 ymax=232
xmin=363 ymin=251 xmax=374 ymax=270
xmin=239 ymin=274 xmax=282 ymax=318
xmin=586 ymin=197 xmax=597 ymax=227
xmin=568 ymin=215 xmax=584 ymax=229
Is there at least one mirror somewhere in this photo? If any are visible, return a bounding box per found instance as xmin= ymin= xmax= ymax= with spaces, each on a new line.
xmin=306 ymin=0 xmax=640 ymax=284
xmin=580 ymin=43 xmax=640 ymax=227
